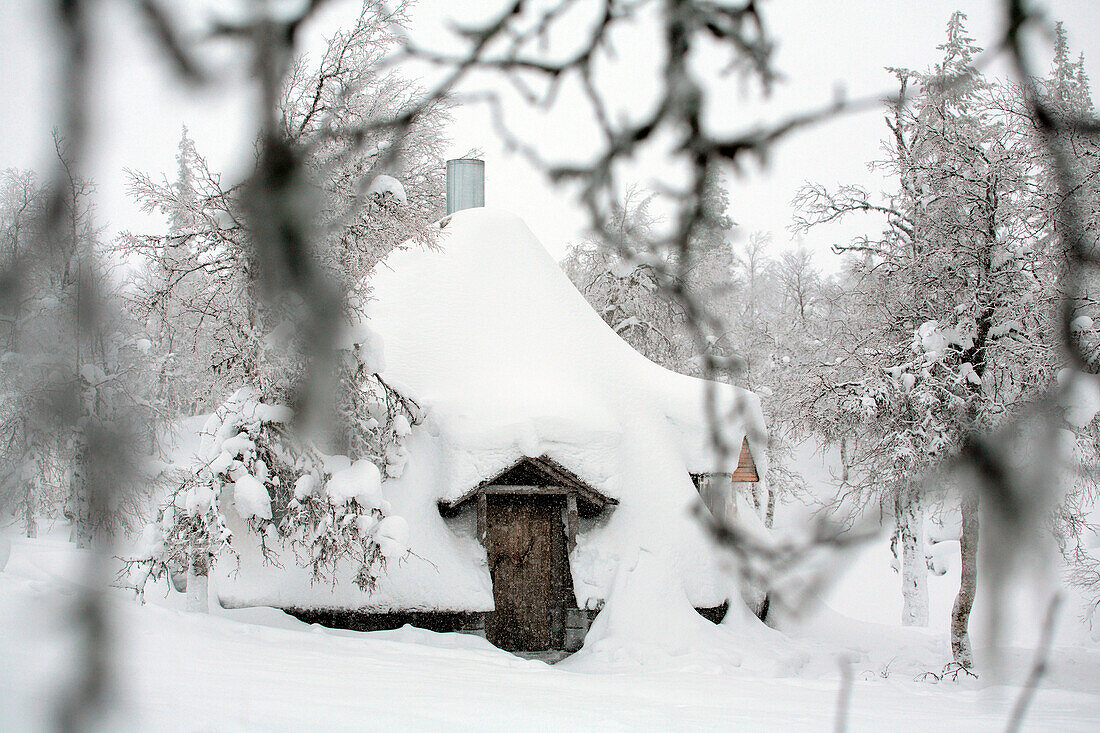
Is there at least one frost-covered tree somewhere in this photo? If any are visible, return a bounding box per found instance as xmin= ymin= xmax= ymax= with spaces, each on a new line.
xmin=123 ymin=3 xmax=449 ymax=413
xmin=0 ymin=168 xmax=55 ymax=537
xmin=125 ymin=128 xmax=227 ymax=413
xmin=1028 ymin=24 xmax=1100 ymax=619
xmin=1044 ymin=22 xmax=1094 ymax=117
xmin=0 ymin=141 xmax=165 ymax=544
xmin=124 ymin=128 xmax=256 ymax=407
xmin=722 ymin=234 xmax=841 ymax=527
xmin=562 ymin=187 xmax=694 ymax=371
xmin=280 ymin=1 xmax=448 ymax=268
xmin=562 ymin=174 xmax=736 ymax=377
xmin=122 ymin=1 xmax=445 ymax=603
xmin=794 ymin=13 xmax=1059 ymax=648
xmin=131 ymin=385 xmax=415 ymax=610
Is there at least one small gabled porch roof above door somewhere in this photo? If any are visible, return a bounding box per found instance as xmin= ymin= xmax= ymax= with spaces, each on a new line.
xmin=438 ymin=455 xmax=618 ymax=518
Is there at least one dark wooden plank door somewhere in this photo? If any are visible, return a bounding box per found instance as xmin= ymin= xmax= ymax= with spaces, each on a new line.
xmin=485 ymin=495 xmax=565 ymax=651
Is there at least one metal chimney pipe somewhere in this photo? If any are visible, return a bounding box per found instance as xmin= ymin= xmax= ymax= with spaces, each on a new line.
xmin=445 ymin=158 xmax=485 ymax=215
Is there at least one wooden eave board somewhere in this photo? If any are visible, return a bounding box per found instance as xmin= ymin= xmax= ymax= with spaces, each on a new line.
xmin=439 ymin=455 xmax=618 ymax=512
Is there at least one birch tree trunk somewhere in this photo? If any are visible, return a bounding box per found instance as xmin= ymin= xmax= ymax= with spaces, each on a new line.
xmin=897 ymin=486 xmax=929 ymax=626
xmin=753 ymin=481 xmax=765 ymax=513
xmin=186 ymin=560 xmax=210 ymax=613
xmin=67 ymin=458 xmax=92 ymax=550
xmin=0 ymin=534 xmax=10 ymax=572
xmin=840 ymin=437 xmax=850 ymax=484
xmin=951 ymin=494 xmax=979 ymax=666
xmin=22 ymin=482 xmax=37 ymax=539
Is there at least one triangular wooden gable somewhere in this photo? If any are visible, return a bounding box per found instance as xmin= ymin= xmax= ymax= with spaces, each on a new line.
xmin=730 ymin=437 xmax=759 ymax=482
xmin=438 ymin=455 xmax=618 ymax=516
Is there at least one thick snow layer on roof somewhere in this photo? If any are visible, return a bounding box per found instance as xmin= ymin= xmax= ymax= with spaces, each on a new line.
xmin=219 ymin=207 xmax=767 ymax=612
xmin=356 ymin=208 xmax=765 ymax=495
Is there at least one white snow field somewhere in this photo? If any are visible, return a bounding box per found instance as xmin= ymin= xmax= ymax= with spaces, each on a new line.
xmin=2 ymin=521 xmax=1099 ymax=731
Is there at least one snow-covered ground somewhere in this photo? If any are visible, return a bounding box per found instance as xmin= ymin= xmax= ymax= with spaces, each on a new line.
xmin=2 ymin=523 xmax=1099 ymax=732
xmin=1 ymin=417 xmax=1097 ymax=731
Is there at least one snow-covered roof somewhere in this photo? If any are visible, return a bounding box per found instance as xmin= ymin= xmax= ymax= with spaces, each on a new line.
xmin=218 ymin=208 xmax=767 ymax=613
xmin=440 ymin=454 xmax=619 ymax=515
xmin=360 ymin=208 xmax=766 ymax=496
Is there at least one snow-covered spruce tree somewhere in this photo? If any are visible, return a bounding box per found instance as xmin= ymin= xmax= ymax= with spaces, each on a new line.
xmin=124 ymin=128 xmax=232 ymax=414
xmin=681 ymin=170 xmax=739 ymax=372
xmin=123 ymin=1 xmax=444 ymax=605
xmin=794 ymin=13 xmax=1058 ymax=645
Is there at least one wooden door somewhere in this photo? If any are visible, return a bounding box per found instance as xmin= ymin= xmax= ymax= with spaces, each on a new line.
xmin=485 ymin=495 xmax=565 ymax=651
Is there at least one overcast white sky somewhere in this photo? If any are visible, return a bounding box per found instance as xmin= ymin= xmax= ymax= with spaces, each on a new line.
xmin=1 ymin=0 xmax=1098 ymax=265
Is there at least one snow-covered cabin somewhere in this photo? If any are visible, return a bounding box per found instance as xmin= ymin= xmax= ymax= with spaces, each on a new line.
xmin=216 ymin=166 xmax=767 ymax=653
